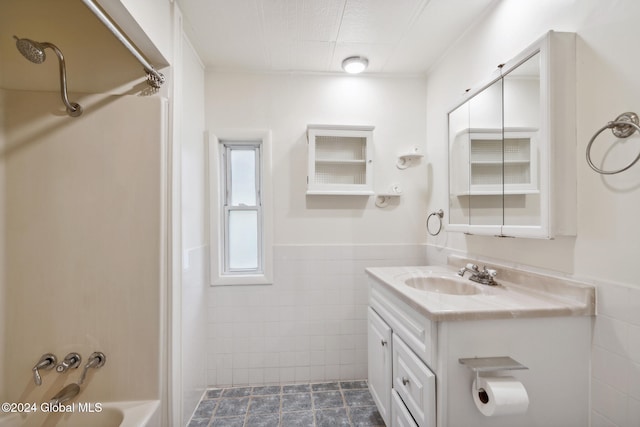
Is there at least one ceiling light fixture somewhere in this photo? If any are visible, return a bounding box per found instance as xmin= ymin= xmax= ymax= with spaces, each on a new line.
xmin=342 ymin=56 xmax=369 ymax=74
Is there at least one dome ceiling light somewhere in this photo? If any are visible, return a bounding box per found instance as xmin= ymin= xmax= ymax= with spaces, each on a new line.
xmin=341 ymin=56 xmax=369 ymax=74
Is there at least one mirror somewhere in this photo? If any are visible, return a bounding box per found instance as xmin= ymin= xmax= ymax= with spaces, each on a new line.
xmin=448 ymin=49 xmax=544 ymax=236
xmin=504 ymin=53 xmax=541 ymax=229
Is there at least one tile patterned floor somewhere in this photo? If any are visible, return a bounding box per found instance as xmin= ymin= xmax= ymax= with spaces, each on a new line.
xmin=187 ymin=380 xmax=385 ymax=427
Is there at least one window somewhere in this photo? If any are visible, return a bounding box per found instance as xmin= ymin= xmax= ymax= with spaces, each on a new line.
xmin=223 ymin=142 xmax=262 ymax=273
xmin=209 ymin=130 xmax=272 ymax=285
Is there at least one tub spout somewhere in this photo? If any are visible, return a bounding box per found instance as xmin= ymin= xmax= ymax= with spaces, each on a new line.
xmin=49 ymin=383 xmax=80 ymax=406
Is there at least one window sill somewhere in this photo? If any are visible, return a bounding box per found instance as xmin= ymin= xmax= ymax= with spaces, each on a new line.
xmin=211 ymin=274 xmax=273 ymax=286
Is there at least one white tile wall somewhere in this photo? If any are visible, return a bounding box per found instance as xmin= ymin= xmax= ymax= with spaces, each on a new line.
xmin=591 ymin=281 xmax=640 ymax=427
xmin=206 ymin=244 xmax=426 ymax=387
xmin=182 ymin=245 xmax=209 ymax=424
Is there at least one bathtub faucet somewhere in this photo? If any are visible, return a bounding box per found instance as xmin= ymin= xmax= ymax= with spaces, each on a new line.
xmin=78 ymin=352 xmax=106 ymax=385
xmin=32 ymin=353 xmax=57 ymax=386
xmin=49 ymin=383 xmax=80 ymax=406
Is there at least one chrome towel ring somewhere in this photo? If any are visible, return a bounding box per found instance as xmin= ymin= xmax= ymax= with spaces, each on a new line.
xmin=426 ymin=209 xmax=444 ymax=236
xmin=586 ymin=112 xmax=640 ymax=175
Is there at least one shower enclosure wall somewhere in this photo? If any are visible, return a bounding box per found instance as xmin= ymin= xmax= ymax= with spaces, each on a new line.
xmin=0 ymin=89 xmax=167 ymax=403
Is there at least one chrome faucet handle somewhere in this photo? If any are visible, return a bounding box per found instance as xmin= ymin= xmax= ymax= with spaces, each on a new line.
xmin=458 ymin=263 xmax=480 ymax=277
xmin=56 ymin=353 xmax=82 ymax=373
xmin=484 ymin=267 xmax=497 ymax=277
xmin=32 ymin=353 xmax=57 ymax=386
xmin=78 ymin=352 xmax=106 ymax=385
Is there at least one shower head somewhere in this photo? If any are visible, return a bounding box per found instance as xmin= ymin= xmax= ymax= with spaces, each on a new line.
xmin=12 ymin=35 xmax=82 ymax=117
xmin=13 ymin=36 xmax=46 ymax=64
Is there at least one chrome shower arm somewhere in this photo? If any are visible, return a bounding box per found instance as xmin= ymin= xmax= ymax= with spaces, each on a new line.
xmin=39 ymin=42 xmax=82 ymax=117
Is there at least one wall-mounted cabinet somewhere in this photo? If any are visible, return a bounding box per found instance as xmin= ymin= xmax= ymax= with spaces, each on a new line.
xmin=447 ymin=31 xmax=576 ymax=238
xmin=307 ymin=125 xmax=374 ymax=195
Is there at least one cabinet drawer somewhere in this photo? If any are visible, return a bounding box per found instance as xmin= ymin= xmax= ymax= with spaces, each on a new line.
xmin=391 ymin=389 xmax=418 ymax=427
xmin=392 ymin=334 xmax=436 ymax=427
xmin=370 ymin=281 xmax=435 ymax=365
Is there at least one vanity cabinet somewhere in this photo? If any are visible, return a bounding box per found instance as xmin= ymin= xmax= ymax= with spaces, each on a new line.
xmin=447 ymin=31 xmax=576 ymax=238
xmin=368 ymin=281 xmax=437 ymax=427
xmin=366 ymin=265 xmax=593 ymax=427
xmin=306 ymin=125 xmax=374 ymax=195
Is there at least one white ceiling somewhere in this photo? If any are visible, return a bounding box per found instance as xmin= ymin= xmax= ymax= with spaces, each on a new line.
xmin=178 ymin=0 xmax=498 ymax=75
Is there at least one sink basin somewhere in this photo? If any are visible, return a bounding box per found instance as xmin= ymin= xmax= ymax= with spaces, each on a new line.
xmin=404 ymin=275 xmax=482 ymax=295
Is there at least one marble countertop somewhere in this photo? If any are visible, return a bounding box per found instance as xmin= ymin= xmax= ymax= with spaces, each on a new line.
xmin=365 ymin=260 xmax=595 ymax=322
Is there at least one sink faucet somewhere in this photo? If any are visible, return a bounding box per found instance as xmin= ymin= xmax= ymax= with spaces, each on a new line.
xmin=458 ymin=263 xmax=499 ymax=286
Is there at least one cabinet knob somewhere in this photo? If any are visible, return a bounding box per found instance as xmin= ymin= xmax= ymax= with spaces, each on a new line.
xmin=381 ymin=339 xmax=387 ymax=346
xmin=401 ymin=376 xmax=410 ymax=386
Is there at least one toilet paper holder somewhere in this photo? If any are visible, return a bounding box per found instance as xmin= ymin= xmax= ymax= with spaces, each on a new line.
xmin=459 ymin=356 xmax=528 ymax=391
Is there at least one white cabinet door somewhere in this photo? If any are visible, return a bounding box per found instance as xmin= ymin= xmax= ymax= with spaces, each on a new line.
xmin=368 ymin=307 xmax=392 ymax=426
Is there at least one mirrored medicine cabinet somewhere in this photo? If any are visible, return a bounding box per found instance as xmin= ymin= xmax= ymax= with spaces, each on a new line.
xmin=447 ymin=31 xmax=577 ymax=239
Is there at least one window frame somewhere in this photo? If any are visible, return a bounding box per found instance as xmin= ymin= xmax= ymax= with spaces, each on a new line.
xmin=208 ymin=129 xmax=273 ymax=286
xmin=223 ymin=142 xmax=262 ymax=274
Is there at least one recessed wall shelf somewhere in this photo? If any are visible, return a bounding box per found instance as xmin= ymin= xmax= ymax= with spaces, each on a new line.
xmin=397 ymin=145 xmax=424 ymax=169
xmin=307 ymin=124 xmax=374 ymax=195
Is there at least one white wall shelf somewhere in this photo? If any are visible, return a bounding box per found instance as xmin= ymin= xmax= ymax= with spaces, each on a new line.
xmin=375 ymin=184 xmax=402 ymax=207
xmin=396 ymin=145 xmax=424 ymax=169
xmin=307 ymin=124 xmax=374 ymax=195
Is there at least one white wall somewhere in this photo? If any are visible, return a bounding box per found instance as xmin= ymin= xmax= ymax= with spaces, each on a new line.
xmin=204 ymin=72 xmax=429 ymax=386
xmin=179 ymin=28 xmax=208 ymax=426
xmin=426 ymin=1 xmax=640 ymax=425
xmin=207 ymin=72 xmax=429 ymax=245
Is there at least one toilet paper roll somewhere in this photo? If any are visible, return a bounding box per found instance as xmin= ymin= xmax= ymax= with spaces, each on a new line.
xmin=472 ymin=376 xmax=529 ymax=416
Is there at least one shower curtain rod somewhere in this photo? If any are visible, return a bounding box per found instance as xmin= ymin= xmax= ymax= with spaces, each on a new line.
xmin=81 ymin=0 xmax=165 ymax=88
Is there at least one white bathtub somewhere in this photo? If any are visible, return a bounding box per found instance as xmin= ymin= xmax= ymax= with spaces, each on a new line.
xmin=0 ymin=400 xmax=160 ymax=427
